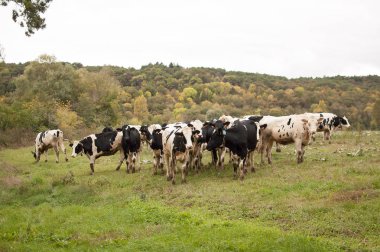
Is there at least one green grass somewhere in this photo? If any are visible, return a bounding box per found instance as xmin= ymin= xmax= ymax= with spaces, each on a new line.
xmin=0 ymin=131 xmax=379 ymax=251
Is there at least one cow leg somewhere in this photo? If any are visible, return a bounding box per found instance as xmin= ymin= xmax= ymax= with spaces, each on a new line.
xmin=59 ymin=140 xmax=68 ymax=162
xmin=295 ymin=140 xmax=303 ymax=164
xmin=54 ymin=146 xmax=59 ymax=163
xmin=217 ymin=147 xmax=225 ymax=170
xmin=267 ymin=140 xmax=274 ymax=165
xmin=44 ymin=150 xmax=48 ymax=162
xmin=132 ymin=153 xmax=137 ymax=173
xmin=211 ymin=149 xmax=218 ymax=167
xmin=126 ymin=153 xmax=131 ymax=173
xmin=249 ymin=151 xmax=255 ymax=173
xmin=89 ymin=157 xmax=95 ymax=175
xmin=165 ymin=153 xmax=172 ymax=181
xmin=137 ymin=151 xmax=141 ymax=171
xmin=239 ymin=158 xmax=246 ymax=180
xmin=181 ymin=162 xmax=187 ymax=184
xmin=171 ymin=158 xmax=176 ymax=185
xmin=116 ymin=150 xmax=124 ymax=171
xmin=153 ymin=153 xmax=158 ymax=175
xmin=275 ymin=142 xmax=281 ymax=152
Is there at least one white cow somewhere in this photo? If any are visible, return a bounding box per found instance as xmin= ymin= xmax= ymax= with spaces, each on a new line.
xmin=260 ymin=115 xmax=323 ymax=164
xmin=162 ymin=124 xmax=194 ymax=184
xmin=32 ymin=129 xmax=68 ymax=163
xmin=304 ymin=113 xmax=350 ymax=141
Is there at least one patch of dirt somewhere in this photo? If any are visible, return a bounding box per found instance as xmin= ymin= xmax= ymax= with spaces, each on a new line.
xmin=331 ymin=189 xmax=379 ymax=202
xmin=0 ymin=161 xmax=20 ymax=175
xmin=1 ymin=176 xmax=22 ymax=188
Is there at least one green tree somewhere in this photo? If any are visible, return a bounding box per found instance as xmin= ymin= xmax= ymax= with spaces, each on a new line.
xmin=1 ymin=0 xmax=53 ymax=36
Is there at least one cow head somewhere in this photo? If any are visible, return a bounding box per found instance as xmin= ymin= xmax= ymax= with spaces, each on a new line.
xmin=69 ymin=141 xmax=83 ymax=157
xmin=102 ymin=127 xmax=114 ymax=133
xmin=150 ymin=129 xmax=163 ymax=150
xmin=181 ymin=126 xmax=194 ymax=150
xmin=206 ymin=120 xmax=228 ymax=151
xmin=31 ymin=149 xmax=38 ymax=161
xmin=140 ymin=125 xmax=152 ymax=143
xmin=341 ymin=116 xmax=350 ymax=128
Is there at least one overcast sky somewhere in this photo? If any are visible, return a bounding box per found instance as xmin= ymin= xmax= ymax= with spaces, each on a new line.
xmin=1 ymin=0 xmax=380 ymax=78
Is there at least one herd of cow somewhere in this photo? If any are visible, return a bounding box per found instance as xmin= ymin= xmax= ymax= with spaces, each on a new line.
xmin=31 ymin=112 xmax=350 ymax=184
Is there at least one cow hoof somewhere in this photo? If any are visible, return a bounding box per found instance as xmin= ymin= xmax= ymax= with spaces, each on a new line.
xmin=171 ymin=180 xmax=176 ymax=185
xmin=45 ymin=160 xmax=48 ymax=162
xmin=90 ymin=172 xmax=94 ymax=176
xmin=276 ymin=149 xmax=281 ymax=153
xmin=153 ymin=171 xmax=158 ymax=175
xmin=243 ymin=168 xmax=248 ymax=174
xmin=116 ymin=167 xmax=120 ymax=171
xmin=126 ymin=170 xmax=130 ymax=174
xmin=65 ymin=158 xmax=69 ymax=162
xmin=240 ymin=176 xmax=245 ymax=181
xmin=181 ymin=179 xmax=187 ymax=184
xmin=251 ymin=167 xmax=256 ymax=173
xmin=166 ymin=176 xmax=171 ymax=181
xmin=56 ymin=161 xmax=59 ymax=163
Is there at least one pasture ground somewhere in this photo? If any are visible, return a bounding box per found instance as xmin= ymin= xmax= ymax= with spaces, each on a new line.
xmin=0 ymin=131 xmax=379 ymax=251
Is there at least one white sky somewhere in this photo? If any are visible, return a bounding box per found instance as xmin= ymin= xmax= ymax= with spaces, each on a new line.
xmin=1 ymin=0 xmax=380 ymax=78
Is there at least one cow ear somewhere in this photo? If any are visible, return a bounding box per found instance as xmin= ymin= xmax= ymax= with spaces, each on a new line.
xmin=187 ymin=123 xmax=194 ymax=128
xmin=69 ymin=143 xmax=73 ymax=147
xmin=116 ymin=128 xmax=122 ymax=131
xmin=193 ymin=130 xmax=200 ymax=134
xmin=260 ymin=124 xmax=267 ymax=129
xmin=223 ymin=121 xmax=230 ymax=127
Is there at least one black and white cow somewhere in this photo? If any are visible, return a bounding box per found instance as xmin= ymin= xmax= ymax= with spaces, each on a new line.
xmin=140 ymin=124 xmax=165 ymax=175
xmin=206 ymin=119 xmax=259 ymax=180
xmin=32 ymin=129 xmax=68 ymax=163
xmin=199 ymin=121 xmax=218 ymax=167
xmin=259 ymin=115 xmax=322 ymax=164
xmin=121 ymin=125 xmax=141 ymax=173
xmin=162 ymin=124 xmax=194 ymax=184
xmin=305 ymin=113 xmax=350 ymax=141
xmin=69 ymin=131 xmax=124 ymax=175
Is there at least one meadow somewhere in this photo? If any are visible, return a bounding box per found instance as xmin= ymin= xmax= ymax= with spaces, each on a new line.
xmin=0 ymin=131 xmax=379 ymax=251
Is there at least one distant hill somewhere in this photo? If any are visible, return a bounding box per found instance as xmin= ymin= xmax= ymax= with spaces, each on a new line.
xmin=1 ymin=59 xmax=379 ymax=142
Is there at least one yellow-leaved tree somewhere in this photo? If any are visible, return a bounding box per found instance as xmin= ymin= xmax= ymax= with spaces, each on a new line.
xmin=133 ymin=95 xmax=149 ymax=122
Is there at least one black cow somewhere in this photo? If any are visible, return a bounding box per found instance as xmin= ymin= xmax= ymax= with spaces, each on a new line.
xmin=121 ymin=125 xmax=141 ymax=173
xmin=206 ymin=120 xmax=259 ymax=180
xmin=70 ymin=131 xmax=125 ymax=175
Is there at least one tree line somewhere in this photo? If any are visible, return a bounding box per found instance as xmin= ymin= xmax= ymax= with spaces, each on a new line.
xmin=0 ymin=55 xmax=380 ymax=145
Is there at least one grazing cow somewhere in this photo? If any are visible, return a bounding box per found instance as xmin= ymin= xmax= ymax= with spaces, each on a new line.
xmin=121 ymin=125 xmax=141 ymax=173
xmin=69 ymin=131 xmax=124 ymax=175
xmin=206 ymin=119 xmax=259 ymax=180
xmin=305 ymin=113 xmax=350 ymax=141
xmin=32 ymin=129 xmax=68 ymax=163
xmin=162 ymin=124 xmax=194 ymax=184
xmin=260 ymin=115 xmax=321 ymax=164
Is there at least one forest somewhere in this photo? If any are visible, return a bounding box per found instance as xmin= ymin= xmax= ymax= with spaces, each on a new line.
xmin=1 ymin=55 xmax=380 ymax=145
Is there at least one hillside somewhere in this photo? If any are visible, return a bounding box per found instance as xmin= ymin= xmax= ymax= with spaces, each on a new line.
xmin=1 ymin=56 xmax=380 ymax=146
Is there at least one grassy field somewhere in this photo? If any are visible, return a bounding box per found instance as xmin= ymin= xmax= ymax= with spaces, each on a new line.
xmin=0 ymin=131 xmax=379 ymax=251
